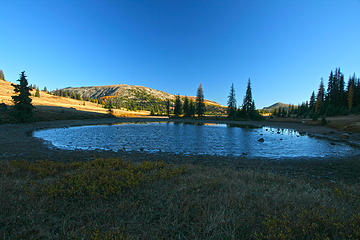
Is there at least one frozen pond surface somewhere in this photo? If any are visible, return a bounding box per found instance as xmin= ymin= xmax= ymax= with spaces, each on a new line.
xmin=33 ymin=122 xmax=359 ymax=159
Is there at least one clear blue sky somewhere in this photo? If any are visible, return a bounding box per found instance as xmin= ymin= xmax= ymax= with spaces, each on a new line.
xmin=1 ymin=0 xmax=359 ymax=108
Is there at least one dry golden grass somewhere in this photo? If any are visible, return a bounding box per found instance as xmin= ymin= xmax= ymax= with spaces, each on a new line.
xmin=1 ymin=157 xmax=359 ymax=239
xmin=0 ymin=79 xmax=150 ymax=121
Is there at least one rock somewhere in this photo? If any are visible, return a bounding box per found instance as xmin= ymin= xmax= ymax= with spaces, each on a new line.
xmin=330 ymin=142 xmax=336 ymax=145
xmin=280 ymin=138 xmax=283 ymax=141
xmin=258 ymin=138 xmax=264 ymax=142
xmin=340 ymin=133 xmax=350 ymax=139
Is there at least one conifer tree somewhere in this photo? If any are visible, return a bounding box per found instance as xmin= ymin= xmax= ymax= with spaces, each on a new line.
xmin=35 ymin=87 xmax=40 ymax=97
xmin=43 ymin=86 xmax=47 ymax=93
xmin=227 ymin=83 xmax=236 ymax=119
xmin=347 ymin=75 xmax=355 ymax=111
xmin=183 ymin=96 xmax=190 ymax=117
xmin=0 ymin=70 xmax=5 ymax=80
xmin=196 ymin=84 xmax=205 ymax=117
xmin=11 ymin=71 xmax=34 ymax=122
xmin=166 ymin=99 xmax=171 ymax=116
xmin=189 ymin=99 xmax=196 ymax=117
xmin=309 ymin=91 xmax=316 ymax=113
xmin=315 ymin=79 xmax=325 ymax=114
xmin=242 ymin=78 xmax=254 ymax=113
xmin=174 ymin=95 xmax=182 ymax=117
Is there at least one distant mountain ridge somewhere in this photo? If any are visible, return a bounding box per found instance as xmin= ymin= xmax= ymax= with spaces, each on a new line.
xmin=60 ymin=84 xmax=223 ymax=106
xmin=262 ymin=102 xmax=291 ymax=110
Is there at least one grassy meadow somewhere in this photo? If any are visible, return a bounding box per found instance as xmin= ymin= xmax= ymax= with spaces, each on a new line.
xmin=1 ymin=157 xmax=360 ymax=239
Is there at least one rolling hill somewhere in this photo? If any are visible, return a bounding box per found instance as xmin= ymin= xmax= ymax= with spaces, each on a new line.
xmin=59 ymin=84 xmax=223 ymax=106
xmin=56 ymin=84 xmax=227 ymax=114
xmin=262 ymin=102 xmax=292 ymax=111
xmin=0 ymin=79 xmax=148 ymax=122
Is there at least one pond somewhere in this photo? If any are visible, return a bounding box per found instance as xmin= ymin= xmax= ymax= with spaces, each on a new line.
xmin=33 ymin=122 xmax=359 ymax=159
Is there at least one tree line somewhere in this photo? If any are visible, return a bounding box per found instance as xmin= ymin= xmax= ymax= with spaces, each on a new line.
xmin=226 ymin=79 xmax=262 ymax=120
xmin=279 ymin=68 xmax=360 ymax=120
xmin=171 ymin=84 xmax=206 ymax=117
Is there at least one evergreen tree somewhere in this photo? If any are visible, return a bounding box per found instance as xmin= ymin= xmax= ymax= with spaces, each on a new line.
xmin=227 ymin=83 xmax=237 ymax=119
xmin=183 ymin=96 xmax=190 ymax=117
xmin=315 ymin=79 xmax=325 ymax=114
xmin=174 ymin=95 xmax=182 ymax=117
xmin=0 ymin=70 xmax=5 ymax=80
xmin=347 ymin=75 xmax=355 ymax=111
xmin=309 ymin=91 xmax=316 ymax=113
xmin=166 ymin=99 xmax=171 ymax=116
xmin=35 ymin=87 xmax=40 ymax=97
xmin=196 ymin=84 xmax=205 ymax=117
xmin=189 ymin=99 xmax=196 ymax=117
xmin=242 ymin=78 xmax=254 ymax=113
xmin=76 ymin=93 xmax=82 ymax=100
xmin=43 ymin=86 xmax=47 ymax=93
xmin=11 ymin=71 xmax=34 ymax=122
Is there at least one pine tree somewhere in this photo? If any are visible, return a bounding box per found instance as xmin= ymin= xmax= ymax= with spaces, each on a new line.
xmin=242 ymin=78 xmax=254 ymax=113
xmin=183 ymin=96 xmax=190 ymax=117
xmin=315 ymin=79 xmax=325 ymax=114
xmin=196 ymin=84 xmax=205 ymax=117
xmin=347 ymin=75 xmax=355 ymax=112
xmin=11 ymin=71 xmax=34 ymax=122
xmin=189 ymin=99 xmax=196 ymax=117
xmin=43 ymin=86 xmax=47 ymax=93
xmin=166 ymin=99 xmax=171 ymax=116
xmin=0 ymin=70 xmax=5 ymax=80
xmin=174 ymin=95 xmax=182 ymax=117
xmin=35 ymin=87 xmax=40 ymax=97
xmin=309 ymin=91 xmax=316 ymax=113
xmin=227 ymin=83 xmax=236 ymax=119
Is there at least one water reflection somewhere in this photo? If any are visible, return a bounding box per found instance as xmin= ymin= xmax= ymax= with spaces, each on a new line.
xmin=33 ymin=122 xmax=359 ymax=159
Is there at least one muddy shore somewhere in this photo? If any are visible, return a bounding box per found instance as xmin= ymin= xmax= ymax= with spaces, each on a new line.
xmin=1 ymin=117 xmax=360 ymax=161
xmin=1 ymin=117 xmax=360 ymax=182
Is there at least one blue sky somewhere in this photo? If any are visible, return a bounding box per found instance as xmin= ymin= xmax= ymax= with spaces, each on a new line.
xmin=1 ymin=0 xmax=359 ymax=108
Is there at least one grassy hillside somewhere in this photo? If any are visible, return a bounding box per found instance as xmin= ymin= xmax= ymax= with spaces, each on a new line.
xmin=58 ymin=84 xmax=227 ymax=115
xmin=0 ymin=80 xmax=149 ymax=122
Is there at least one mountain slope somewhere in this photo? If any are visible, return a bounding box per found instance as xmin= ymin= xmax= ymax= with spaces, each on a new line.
xmin=262 ymin=102 xmax=291 ymax=110
xmin=60 ymin=84 xmax=223 ymax=106
xmin=0 ymin=79 xmax=148 ymax=122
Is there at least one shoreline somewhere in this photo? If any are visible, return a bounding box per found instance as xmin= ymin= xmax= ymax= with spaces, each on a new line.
xmin=1 ymin=117 xmax=360 ymax=162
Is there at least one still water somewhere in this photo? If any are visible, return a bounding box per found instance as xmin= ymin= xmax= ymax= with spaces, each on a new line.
xmin=33 ymin=122 xmax=359 ymax=159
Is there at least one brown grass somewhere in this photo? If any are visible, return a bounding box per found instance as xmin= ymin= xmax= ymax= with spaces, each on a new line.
xmin=1 ymin=157 xmax=359 ymax=239
xmin=0 ymin=79 xmax=150 ymax=122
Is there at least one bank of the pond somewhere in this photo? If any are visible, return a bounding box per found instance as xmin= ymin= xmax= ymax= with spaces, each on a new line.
xmin=1 ymin=117 xmax=360 ymax=160
xmin=0 ymin=117 xmax=359 ymax=183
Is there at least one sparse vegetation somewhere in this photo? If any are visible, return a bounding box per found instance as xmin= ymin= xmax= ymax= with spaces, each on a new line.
xmin=1 ymin=157 xmax=359 ymax=239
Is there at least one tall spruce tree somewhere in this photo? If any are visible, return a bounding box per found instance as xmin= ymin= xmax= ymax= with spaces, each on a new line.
xmin=11 ymin=71 xmax=34 ymax=122
xmin=189 ymin=99 xmax=196 ymax=117
xmin=166 ymin=99 xmax=171 ymax=116
xmin=315 ymin=79 xmax=325 ymax=114
xmin=183 ymin=96 xmax=190 ymax=117
xmin=174 ymin=95 xmax=182 ymax=117
xmin=309 ymin=91 xmax=316 ymax=113
xmin=227 ymin=83 xmax=236 ymax=118
xmin=242 ymin=78 xmax=254 ymax=113
xmin=0 ymin=70 xmax=5 ymax=80
xmin=196 ymin=84 xmax=205 ymax=117
xmin=35 ymin=87 xmax=40 ymax=97
xmin=347 ymin=75 xmax=355 ymax=111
